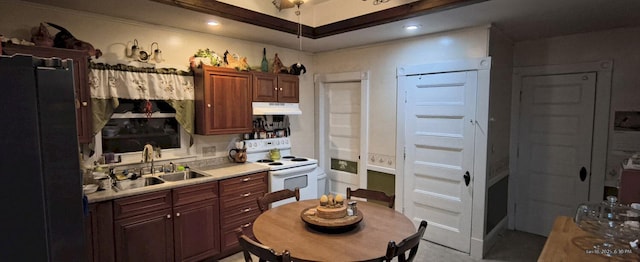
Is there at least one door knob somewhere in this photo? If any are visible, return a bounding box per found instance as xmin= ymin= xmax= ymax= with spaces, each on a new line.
xmin=579 ymin=167 xmax=587 ymax=181
xmin=463 ymin=171 xmax=471 ymax=186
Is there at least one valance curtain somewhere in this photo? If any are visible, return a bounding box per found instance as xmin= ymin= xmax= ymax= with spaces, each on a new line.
xmin=88 ymin=63 xmax=195 ymax=137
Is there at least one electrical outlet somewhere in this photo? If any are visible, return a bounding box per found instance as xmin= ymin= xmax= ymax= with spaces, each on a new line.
xmin=202 ymin=146 xmax=216 ymax=157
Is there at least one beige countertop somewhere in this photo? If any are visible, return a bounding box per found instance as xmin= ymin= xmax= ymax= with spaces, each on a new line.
xmin=86 ymin=162 xmax=269 ymax=203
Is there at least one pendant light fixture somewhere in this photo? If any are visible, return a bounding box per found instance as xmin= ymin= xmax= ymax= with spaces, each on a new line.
xmin=272 ymin=0 xmax=304 ymax=11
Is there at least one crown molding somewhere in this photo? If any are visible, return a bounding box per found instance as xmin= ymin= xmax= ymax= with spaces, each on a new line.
xmin=152 ymin=0 xmax=486 ymax=39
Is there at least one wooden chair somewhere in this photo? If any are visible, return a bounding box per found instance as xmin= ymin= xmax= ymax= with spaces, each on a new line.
xmin=346 ymin=187 xmax=395 ymax=208
xmin=236 ymin=229 xmax=291 ymax=262
xmin=257 ymin=188 xmax=300 ymax=212
xmin=383 ymin=220 xmax=428 ymax=262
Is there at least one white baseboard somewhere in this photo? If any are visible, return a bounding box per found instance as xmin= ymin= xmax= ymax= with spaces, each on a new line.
xmin=482 ymin=217 xmax=508 ymax=257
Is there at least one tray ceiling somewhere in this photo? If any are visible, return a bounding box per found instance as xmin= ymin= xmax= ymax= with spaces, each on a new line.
xmin=20 ymin=0 xmax=640 ymax=52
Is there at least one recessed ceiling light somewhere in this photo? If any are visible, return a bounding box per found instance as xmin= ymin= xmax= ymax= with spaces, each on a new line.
xmin=404 ymin=25 xmax=422 ymax=31
xmin=207 ymin=21 xmax=220 ymax=26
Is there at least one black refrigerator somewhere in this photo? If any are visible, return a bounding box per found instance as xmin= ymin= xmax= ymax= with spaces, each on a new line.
xmin=0 ymin=54 xmax=86 ymax=261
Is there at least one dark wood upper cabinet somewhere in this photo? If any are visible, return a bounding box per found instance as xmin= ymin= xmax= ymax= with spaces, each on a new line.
xmin=252 ymin=72 xmax=299 ymax=103
xmin=3 ymin=43 xmax=94 ymax=144
xmin=276 ymin=74 xmax=299 ymax=103
xmin=194 ymin=66 xmax=253 ymax=135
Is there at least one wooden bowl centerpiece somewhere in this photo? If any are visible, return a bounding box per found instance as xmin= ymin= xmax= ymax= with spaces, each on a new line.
xmin=316 ymin=194 xmax=347 ymax=219
xmin=300 ymin=194 xmax=363 ymax=233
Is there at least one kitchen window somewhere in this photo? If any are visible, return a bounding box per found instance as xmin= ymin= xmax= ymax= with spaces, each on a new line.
xmin=96 ymin=99 xmax=190 ymax=162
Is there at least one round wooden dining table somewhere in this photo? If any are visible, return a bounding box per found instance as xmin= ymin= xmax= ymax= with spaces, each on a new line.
xmin=252 ymin=199 xmax=416 ymax=261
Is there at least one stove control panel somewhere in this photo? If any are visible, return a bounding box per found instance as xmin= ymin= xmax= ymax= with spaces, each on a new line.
xmin=244 ymin=137 xmax=291 ymax=153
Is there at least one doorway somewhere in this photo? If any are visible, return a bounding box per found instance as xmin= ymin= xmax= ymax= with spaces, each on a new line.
xmin=509 ymin=61 xmax=613 ymax=236
xmin=316 ymin=72 xmax=369 ymax=195
xmin=400 ymin=71 xmax=477 ymax=253
xmin=397 ymin=57 xmax=492 ymax=257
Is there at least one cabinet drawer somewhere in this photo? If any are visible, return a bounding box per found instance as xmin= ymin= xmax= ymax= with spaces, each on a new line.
xmin=114 ymin=190 xmax=172 ymax=220
xmin=221 ymin=222 xmax=255 ymax=252
xmin=220 ymin=189 xmax=265 ymax=211
xmin=220 ymin=201 xmax=261 ymax=222
xmin=220 ymin=186 xmax=265 ymax=208
xmin=219 ymin=172 xmax=267 ymax=196
xmin=221 ymin=209 xmax=259 ymax=232
xmin=172 ymin=181 xmax=219 ymax=207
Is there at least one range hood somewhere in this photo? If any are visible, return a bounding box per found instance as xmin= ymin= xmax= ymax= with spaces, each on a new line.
xmin=252 ymin=102 xmax=302 ymax=115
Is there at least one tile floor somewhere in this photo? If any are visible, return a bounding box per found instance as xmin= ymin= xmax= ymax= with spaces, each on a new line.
xmin=219 ymin=229 xmax=547 ymax=262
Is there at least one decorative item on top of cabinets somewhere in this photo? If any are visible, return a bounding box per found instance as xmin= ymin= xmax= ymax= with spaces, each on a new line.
xmin=223 ymin=50 xmax=251 ymax=71
xmin=193 ymin=65 xmax=253 ymax=135
xmin=190 ymin=48 xmax=222 ymax=69
xmin=252 ymin=71 xmax=299 ymax=103
xmin=271 ymin=53 xmax=289 ymax=74
xmin=30 ymin=22 xmax=54 ymax=47
xmin=125 ymin=39 xmax=163 ymax=63
xmin=261 ymin=48 xmax=269 ymax=72
xmin=289 ymin=63 xmax=306 ymax=75
xmin=45 ymin=22 xmax=102 ymax=59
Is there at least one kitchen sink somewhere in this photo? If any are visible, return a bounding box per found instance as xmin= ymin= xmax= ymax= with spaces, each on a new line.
xmin=158 ymin=171 xmax=208 ymax=182
xmin=113 ymin=176 xmax=165 ymax=191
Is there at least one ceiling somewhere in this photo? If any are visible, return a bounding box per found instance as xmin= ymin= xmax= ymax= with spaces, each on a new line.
xmin=22 ymin=0 xmax=640 ymax=53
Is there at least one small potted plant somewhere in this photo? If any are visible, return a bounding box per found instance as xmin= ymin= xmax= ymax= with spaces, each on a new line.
xmin=189 ymin=48 xmax=221 ymax=68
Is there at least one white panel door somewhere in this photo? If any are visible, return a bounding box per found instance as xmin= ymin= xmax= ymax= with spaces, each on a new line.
xmin=515 ymin=73 xmax=596 ymax=236
xmin=403 ymin=71 xmax=476 ymax=253
xmin=323 ymin=82 xmax=361 ymax=195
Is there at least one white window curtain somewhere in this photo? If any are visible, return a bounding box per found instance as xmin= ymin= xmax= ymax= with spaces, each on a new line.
xmin=88 ymin=63 xmax=195 ymax=137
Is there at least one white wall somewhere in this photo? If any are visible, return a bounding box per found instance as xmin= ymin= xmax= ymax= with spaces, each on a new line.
xmin=514 ymin=26 xmax=640 ymax=183
xmin=314 ymin=26 xmax=490 ymax=170
xmin=0 ymin=0 xmax=316 ymax=159
xmin=487 ymin=27 xmax=513 ymax=183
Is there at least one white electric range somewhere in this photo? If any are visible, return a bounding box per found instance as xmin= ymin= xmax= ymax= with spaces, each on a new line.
xmin=244 ymin=137 xmax=319 ymax=207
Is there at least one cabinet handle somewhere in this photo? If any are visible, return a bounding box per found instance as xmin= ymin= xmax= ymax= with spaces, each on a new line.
xmin=241 ymin=208 xmax=252 ymax=213
xmin=176 ymin=212 xmax=181 ymax=217
xmin=82 ymin=101 xmax=88 ymax=106
xmin=166 ymin=214 xmax=171 ymax=219
xmin=274 ymin=87 xmax=277 ymax=91
xmin=242 ymin=177 xmax=251 ymax=182
xmin=241 ymin=192 xmax=252 ymax=197
xmin=241 ymin=222 xmax=252 ymax=228
xmin=207 ymin=103 xmax=211 ymax=108
xmin=279 ymin=88 xmax=283 ymax=91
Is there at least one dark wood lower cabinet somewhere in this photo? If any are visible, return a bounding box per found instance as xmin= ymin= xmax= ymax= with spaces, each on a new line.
xmin=88 ymin=175 xmax=264 ymax=261
xmin=114 ymin=208 xmax=174 ymax=262
xmin=173 ymin=182 xmax=220 ymax=262
xmin=85 ymin=202 xmax=115 ymax=262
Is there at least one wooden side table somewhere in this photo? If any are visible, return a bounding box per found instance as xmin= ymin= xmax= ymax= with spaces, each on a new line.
xmin=538 ymin=216 xmax=639 ymax=261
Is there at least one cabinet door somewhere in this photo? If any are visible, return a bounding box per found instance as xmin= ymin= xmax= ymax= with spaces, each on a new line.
xmin=252 ymin=71 xmax=278 ymax=102
xmin=173 ymin=200 xmax=220 ymax=262
xmin=2 ymin=44 xmax=93 ymax=143
xmin=85 ymin=202 xmax=115 ymax=262
xmin=114 ymin=209 xmax=174 ymax=262
xmin=196 ymin=66 xmax=252 ymax=135
xmin=277 ymin=74 xmax=299 ymax=103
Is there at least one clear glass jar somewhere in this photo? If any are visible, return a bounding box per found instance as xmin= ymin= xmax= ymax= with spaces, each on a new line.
xmin=574 ymin=196 xmax=640 ymax=255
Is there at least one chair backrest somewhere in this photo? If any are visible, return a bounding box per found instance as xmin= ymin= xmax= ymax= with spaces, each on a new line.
xmin=346 ymin=187 xmax=395 ymax=208
xmin=384 ymin=220 xmax=428 ymax=262
xmin=236 ymin=230 xmax=291 ymax=262
xmin=257 ymin=188 xmax=300 ymax=212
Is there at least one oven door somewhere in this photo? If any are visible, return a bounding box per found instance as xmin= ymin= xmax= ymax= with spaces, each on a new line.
xmin=269 ymin=165 xmax=318 ymax=207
